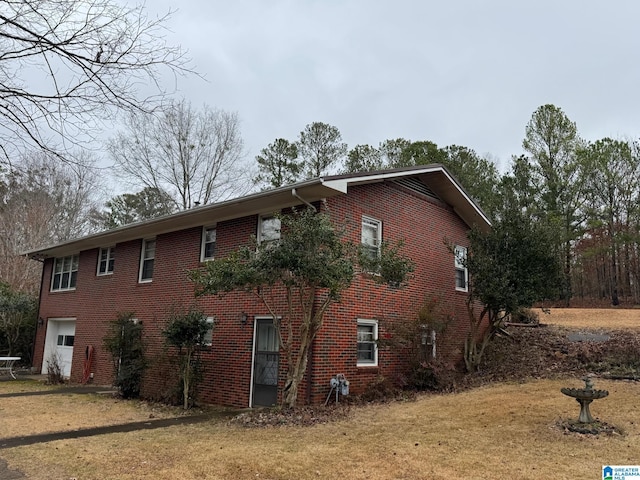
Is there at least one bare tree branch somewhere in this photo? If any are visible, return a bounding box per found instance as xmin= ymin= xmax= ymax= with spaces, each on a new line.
xmin=0 ymin=149 xmax=102 ymax=293
xmin=0 ymin=0 xmax=194 ymax=163
xmin=109 ymin=99 xmax=248 ymax=210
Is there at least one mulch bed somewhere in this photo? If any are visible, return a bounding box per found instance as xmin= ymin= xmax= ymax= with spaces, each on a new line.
xmin=230 ymin=405 xmax=352 ymax=427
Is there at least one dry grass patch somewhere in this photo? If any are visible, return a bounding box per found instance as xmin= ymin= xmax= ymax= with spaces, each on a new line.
xmin=2 ymin=378 xmax=639 ymax=479
xmin=0 ymin=381 xmax=179 ymax=438
xmin=544 ymin=308 xmax=640 ymax=329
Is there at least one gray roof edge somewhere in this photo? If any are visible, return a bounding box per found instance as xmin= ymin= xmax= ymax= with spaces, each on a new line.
xmin=24 ymin=165 xmax=491 ymax=258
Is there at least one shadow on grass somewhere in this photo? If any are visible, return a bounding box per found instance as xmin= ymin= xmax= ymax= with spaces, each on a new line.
xmin=0 ymin=385 xmax=117 ymax=398
xmin=0 ymin=413 xmax=227 ymax=449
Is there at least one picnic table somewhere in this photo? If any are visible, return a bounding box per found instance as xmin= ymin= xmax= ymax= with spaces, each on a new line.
xmin=0 ymin=357 xmax=20 ymax=379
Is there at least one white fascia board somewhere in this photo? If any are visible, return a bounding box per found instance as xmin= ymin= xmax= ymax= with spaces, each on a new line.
xmin=321 ymin=167 xmax=441 ymax=192
xmin=437 ymin=168 xmax=493 ymax=228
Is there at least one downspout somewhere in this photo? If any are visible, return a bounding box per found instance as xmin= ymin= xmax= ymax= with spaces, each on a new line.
xmin=291 ymin=188 xmax=317 ymax=212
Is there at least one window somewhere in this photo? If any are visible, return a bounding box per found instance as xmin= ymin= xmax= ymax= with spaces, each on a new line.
xmin=201 ymin=226 xmax=216 ymax=261
xmin=455 ymin=245 xmax=468 ymax=292
xmin=361 ymin=216 xmax=382 ymax=260
xmin=203 ymin=316 xmax=215 ymax=346
xmin=57 ymin=334 xmax=75 ymax=347
xmin=97 ymin=247 xmax=115 ymax=275
xmin=258 ymin=216 xmax=281 ymax=245
xmin=357 ymin=319 xmax=378 ymax=366
xmin=139 ymin=239 xmax=156 ymax=282
xmin=51 ymin=255 xmax=79 ymax=291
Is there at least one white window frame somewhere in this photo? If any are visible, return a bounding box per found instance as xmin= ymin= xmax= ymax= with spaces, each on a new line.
xmin=139 ymin=238 xmax=156 ymax=283
xmin=455 ymin=245 xmax=468 ymax=292
xmin=97 ymin=246 xmax=115 ymax=276
xmin=201 ymin=226 xmax=217 ymax=262
xmin=361 ymin=216 xmax=382 ymax=260
xmin=357 ymin=319 xmax=378 ymax=367
xmin=203 ymin=316 xmax=215 ymax=346
xmin=51 ymin=254 xmax=79 ymax=292
xmin=258 ymin=215 xmax=281 ymax=245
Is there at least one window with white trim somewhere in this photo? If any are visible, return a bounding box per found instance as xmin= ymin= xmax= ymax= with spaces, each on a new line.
xmin=139 ymin=239 xmax=156 ymax=283
xmin=201 ymin=226 xmax=216 ymax=261
xmin=51 ymin=255 xmax=79 ymax=291
xmin=97 ymin=247 xmax=115 ymax=275
xmin=357 ymin=319 xmax=378 ymax=366
xmin=361 ymin=216 xmax=382 ymax=260
xmin=203 ymin=316 xmax=215 ymax=346
xmin=455 ymin=245 xmax=468 ymax=292
xmin=258 ymin=216 xmax=281 ymax=245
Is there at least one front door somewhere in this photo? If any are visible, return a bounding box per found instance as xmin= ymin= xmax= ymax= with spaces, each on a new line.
xmin=252 ymin=319 xmax=279 ymax=407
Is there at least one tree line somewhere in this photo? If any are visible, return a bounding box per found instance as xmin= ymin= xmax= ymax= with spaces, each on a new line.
xmin=3 ymin=103 xmax=640 ymax=309
xmin=250 ymin=105 xmax=640 ymax=308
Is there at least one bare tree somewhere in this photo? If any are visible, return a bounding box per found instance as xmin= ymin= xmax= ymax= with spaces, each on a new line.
xmin=0 ymin=0 xmax=191 ymax=163
xmin=109 ymin=99 xmax=247 ymax=209
xmin=0 ymin=150 xmax=101 ymax=293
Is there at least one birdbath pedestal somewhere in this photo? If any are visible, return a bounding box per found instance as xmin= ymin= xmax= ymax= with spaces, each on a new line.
xmin=561 ymin=377 xmax=609 ymax=423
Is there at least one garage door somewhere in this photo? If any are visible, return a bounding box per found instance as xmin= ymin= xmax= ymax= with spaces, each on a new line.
xmin=41 ymin=319 xmax=76 ymax=378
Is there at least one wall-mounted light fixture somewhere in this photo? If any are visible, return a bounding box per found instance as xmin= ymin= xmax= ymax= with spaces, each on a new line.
xmin=240 ymin=312 xmax=249 ymax=325
xmin=37 ymin=317 xmax=44 ymax=328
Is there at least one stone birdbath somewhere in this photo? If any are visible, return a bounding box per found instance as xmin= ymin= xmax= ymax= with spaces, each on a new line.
xmin=561 ymin=377 xmax=609 ymax=423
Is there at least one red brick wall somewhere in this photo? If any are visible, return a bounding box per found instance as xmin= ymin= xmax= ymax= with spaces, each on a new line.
xmin=34 ymin=180 xmax=474 ymax=407
xmin=307 ymin=181 xmax=471 ymax=402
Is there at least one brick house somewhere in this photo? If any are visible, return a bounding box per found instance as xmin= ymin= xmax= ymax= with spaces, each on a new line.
xmin=27 ymin=165 xmax=490 ymax=407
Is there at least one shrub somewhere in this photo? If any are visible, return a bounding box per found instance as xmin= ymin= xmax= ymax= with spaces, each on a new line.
xmin=358 ymin=375 xmax=403 ymax=403
xmin=46 ymin=353 xmax=65 ymax=384
xmin=163 ymin=306 xmax=211 ymax=409
xmin=511 ymin=307 xmax=539 ymax=325
xmin=380 ymin=297 xmax=456 ymax=391
xmin=104 ymin=312 xmax=146 ymax=399
xmin=405 ymin=358 xmax=458 ymax=392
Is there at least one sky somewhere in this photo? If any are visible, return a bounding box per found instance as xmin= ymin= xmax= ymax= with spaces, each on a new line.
xmin=139 ymin=0 xmax=640 ymax=173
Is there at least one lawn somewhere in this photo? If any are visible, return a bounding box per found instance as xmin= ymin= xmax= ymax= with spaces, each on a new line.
xmin=1 ymin=308 xmax=638 ymax=479
xmin=542 ymin=307 xmax=640 ymax=329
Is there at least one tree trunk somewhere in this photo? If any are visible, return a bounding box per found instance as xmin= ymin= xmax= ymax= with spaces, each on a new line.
xmin=282 ymin=335 xmax=310 ymax=408
xmin=183 ymin=350 xmax=191 ymax=410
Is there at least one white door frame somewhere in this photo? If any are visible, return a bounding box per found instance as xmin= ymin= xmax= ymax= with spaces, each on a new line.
xmin=248 ymin=316 xmax=277 ymax=408
xmin=41 ymin=317 xmax=76 ymax=377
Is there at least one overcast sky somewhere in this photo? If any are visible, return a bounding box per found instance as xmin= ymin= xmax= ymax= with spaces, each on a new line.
xmin=141 ymin=0 xmax=640 ymax=173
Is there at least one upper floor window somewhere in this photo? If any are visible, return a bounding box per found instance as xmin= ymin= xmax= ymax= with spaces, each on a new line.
xmin=361 ymin=216 xmax=382 ymax=260
xmin=97 ymin=247 xmax=115 ymax=275
xmin=201 ymin=226 xmax=216 ymax=261
xmin=454 ymin=245 xmax=468 ymax=292
xmin=203 ymin=316 xmax=215 ymax=346
xmin=258 ymin=216 xmax=281 ymax=245
xmin=139 ymin=239 xmax=155 ymax=283
xmin=51 ymin=255 xmax=79 ymax=291
xmin=357 ymin=319 xmax=378 ymax=366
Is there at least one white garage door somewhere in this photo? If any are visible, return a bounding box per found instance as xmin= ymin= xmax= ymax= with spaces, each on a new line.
xmin=41 ymin=319 xmax=76 ymax=378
